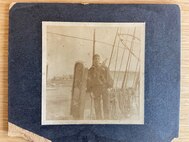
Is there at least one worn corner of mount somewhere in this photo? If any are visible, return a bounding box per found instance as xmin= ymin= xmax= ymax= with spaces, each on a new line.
xmin=9 ymin=2 xmax=17 ymax=10
xmin=81 ymin=2 xmax=90 ymax=5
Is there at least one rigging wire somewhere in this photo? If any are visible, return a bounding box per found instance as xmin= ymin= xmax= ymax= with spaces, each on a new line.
xmin=115 ymin=28 xmax=129 ymax=89
xmin=118 ymin=34 xmax=140 ymax=61
xmin=119 ymin=33 xmax=141 ymax=42
xmin=132 ymin=49 xmax=141 ymax=88
xmin=108 ymin=28 xmax=119 ymax=68
xmin=115 ymin=48 xmax=126 ymax=88
xmin=47 ymin=32 xmax=140 ymax=60
xmin=121 ymin=27 xmax=136 ymax=89
xmin=47 ymin=31 xmax=140 ymax=61
xmin=132 ymin=61 xmax=139 ymax=87
xmin=124 ymin=53 xmax=132 ymax=88
xmin=113 ymin=39 xmax=120 ymax=80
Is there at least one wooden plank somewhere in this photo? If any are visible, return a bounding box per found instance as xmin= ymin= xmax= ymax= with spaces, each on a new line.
xmin=0 ymin=131 xmax=28 ymax=142
xmin=8 ymin=123 xmax=51 ymax=142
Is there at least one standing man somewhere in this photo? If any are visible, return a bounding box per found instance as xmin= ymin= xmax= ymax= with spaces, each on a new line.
xmin=87 ymin=54 xmax=113 ymax=120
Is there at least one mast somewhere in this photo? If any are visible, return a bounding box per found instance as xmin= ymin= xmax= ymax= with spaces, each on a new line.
xmin=93 ymin=29 xmax=96 ymax=57
xmin=121 ymin=27 xmax=136 ymax=89
xmin=113 ymin=40 xmax=120 ymax=80
xmin=108 ymin=28 xmax=119 ymax=68
xmin=132 ymin=36 xmax=141 ymax=88
xmin=92 ymin=29 xmax=96 ymax=65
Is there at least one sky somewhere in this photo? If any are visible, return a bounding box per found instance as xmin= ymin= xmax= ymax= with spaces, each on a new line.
xmin=44 ymin=22 xmax=145 ymax=79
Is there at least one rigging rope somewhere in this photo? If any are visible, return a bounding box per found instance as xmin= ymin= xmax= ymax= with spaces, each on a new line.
xmin=108 ymin=28 xmax=119 ymax=68
xmin=121 ymin=27 xmax=136 ymax=89
xmin=132 ymin=39 xmax=141 ymax=89
xmin=118 ymin=34 xmax=140 ymax=62
xmin=124 ymin=53 xmax=132 ymax=88
xmin=114 ymin=29 xmax=129 ymax=89
xmin=132 ymin=61 xmax=139 ymax=87
xmin=48 ymin=31 xmax=140 ymax=61
xmin=113 ymin=40 xmax=120 ymax=80
xmin=115 ymin=48 xmax=126 ymax=88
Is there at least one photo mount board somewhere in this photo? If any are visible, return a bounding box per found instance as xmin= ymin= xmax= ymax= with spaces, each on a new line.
xmin=8 ymin=3 xmax=180 ymax=142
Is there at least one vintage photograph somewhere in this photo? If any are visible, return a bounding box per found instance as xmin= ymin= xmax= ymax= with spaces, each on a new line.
xmin=42 ymin=22 xmax=145 ymax=125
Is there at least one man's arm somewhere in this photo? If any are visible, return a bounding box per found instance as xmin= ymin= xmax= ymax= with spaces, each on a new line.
xmin=105 ymin=67 xmax=114 ymax=88
xmin=86 ymin=68 xmax=93 ymax=93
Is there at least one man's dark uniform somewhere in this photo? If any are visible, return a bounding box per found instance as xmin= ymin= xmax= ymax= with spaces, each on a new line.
xmin=87 ymin=63 xmax=113 ymax=119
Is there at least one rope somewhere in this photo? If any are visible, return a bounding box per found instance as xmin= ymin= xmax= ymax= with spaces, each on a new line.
xmin=118 ymin=33 xmax=141 ymax=42
xmin=115 ymin=29 xmax=129 ymax=89
xmin=48 ymin=31 xmax=140 ymax=61
xmin=108 ymin=28 xmax=119 ymax=68
xmin=115 ymin=48 xmax=126 ymax=88
xmin=124 ymin=53 xmax=132 ymax=88
xmin=132 ymin=61 xmax=139 ymax=88
xmin=113 ymin=40 xmax=120 ymax=80
xmin=93 ymin=29 xmax=96 ymax=57
xmin=132 ymin=39 xmax=141 ymax=88
xmin=121 ymin=27 xmax=136 ymax=89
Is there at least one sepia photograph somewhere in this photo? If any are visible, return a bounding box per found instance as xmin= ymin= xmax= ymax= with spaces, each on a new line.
xmin=42 ymin=22 xmax=145 ymax=125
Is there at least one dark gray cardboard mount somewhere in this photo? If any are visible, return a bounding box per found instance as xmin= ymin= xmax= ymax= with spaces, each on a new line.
xmin=8 ymin=3 xmax=180 ymax=142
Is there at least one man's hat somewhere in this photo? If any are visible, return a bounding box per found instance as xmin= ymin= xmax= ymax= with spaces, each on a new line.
xmin=93 ymin=54 xmax=100 ymax=59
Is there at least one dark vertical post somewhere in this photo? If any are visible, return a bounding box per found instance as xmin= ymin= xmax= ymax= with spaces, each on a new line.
xmin=93 ymin=29 xmax=95 ymax=57
xmin=108 ymin=28 xmax=119 ymax=68
xmin=92 ymin=29 xmax=95 ymax=65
